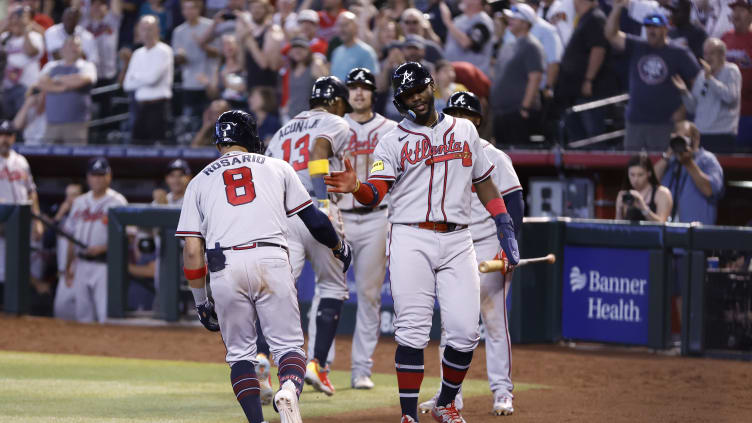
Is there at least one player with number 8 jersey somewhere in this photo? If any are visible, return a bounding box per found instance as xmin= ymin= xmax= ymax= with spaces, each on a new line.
xmin=265 ymin=76 xmax=353 ymax=396
xmin=176 ymin=110 xmax=350 ymax=423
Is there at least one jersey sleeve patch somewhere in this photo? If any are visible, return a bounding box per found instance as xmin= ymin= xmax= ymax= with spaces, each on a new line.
xmin=371 ymin=160 xmax=384 ymax=172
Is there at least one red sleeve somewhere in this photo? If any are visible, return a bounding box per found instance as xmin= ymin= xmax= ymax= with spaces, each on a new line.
xmin=353 ymin=179 xmax=391 ymax=207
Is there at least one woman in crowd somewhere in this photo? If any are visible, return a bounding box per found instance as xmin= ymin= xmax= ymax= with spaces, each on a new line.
xmin=249 ymin=86 xmax=281 ymax=145
xmin=615 ymin=154 xmax=673 ymax=222
xmin=204 ymin=34 xmax=247 ymax=111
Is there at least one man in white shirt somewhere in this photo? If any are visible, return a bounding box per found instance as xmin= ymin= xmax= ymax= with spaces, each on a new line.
xmin=1 ymin=5 xmax=44 ymax=120
xmin=44 ymin=8 xmax=99 ymax=67
xmin=123 ymin=15 xmax=174 ymax=145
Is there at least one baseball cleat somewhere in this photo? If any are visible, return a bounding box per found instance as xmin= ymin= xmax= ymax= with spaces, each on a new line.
xmin=431 ymin=401 xmax=466 ymax=423
xmin=419 ymin=390 xmax=463 ymax=414
xmin=401 ymin=415 xmax=418 ymax=422
xmin=492 ymin=392 xmax=514 ymax=416
xmin=274 ymin=380 xmax=302 ymax=423
xmin=305 ymin=359 xmax=335 ymax=395
xmin=351 ymin=375 xmax=375 ymax=389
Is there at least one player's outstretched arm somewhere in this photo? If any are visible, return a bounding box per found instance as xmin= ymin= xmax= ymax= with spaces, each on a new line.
xmin=474 ymin=177 xmax=520 ymax=266
xmin=324 ymin=158 xmax=391 ymax=207
xmin=298 ymin=204 xmax=352 ymax=272
xmin=183 ymin=237 xmax=219 ymax=332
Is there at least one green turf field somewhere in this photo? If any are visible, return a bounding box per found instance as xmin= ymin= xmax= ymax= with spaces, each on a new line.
xmin=0 ymin=351 xmax=544 ymax=422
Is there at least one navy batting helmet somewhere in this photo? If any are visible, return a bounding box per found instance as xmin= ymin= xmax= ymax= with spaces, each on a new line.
xmin=346 ymin=67 xmax=376 ymax=90
xmin=391 ymin=62 xmax=434 ymax=117
xmin=214 ymin=110 xmax=263 ymax=154
xmin=444 ymin=91 xmax=483 ymax=118
xmin=310 ymin=76 xmax=353 ymax=113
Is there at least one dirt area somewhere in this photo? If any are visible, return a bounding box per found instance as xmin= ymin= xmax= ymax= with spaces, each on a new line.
xmin=1 ymin=315 xmax=750 ymax=422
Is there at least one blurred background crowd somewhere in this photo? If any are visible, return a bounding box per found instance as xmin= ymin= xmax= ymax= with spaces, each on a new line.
xmin=2 ymin=0 xmax=752 ymax=153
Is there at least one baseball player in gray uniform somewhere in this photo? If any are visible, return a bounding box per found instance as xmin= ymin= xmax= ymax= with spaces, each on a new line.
xmin=325 ymin=62 xmax=520 ymax=423
xmin=64 ymin=157 xmax=128 ymax=323
xmin=265 ymin=76 xmax=353 ymax=396
xmin=176 ymin=110 xmax=351 ymax=423
xmin=342 ymin=67 xmax=398 ymax=390
xmin=419 ymin=91 xmax=523 ymax=417
xmin=53 ymin=183 xmax=84 ymax=320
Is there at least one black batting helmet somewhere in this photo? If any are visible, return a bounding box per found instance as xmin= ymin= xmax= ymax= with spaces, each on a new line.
xmin=214 ymin=110 xmax=263 ymax=154
xmin=346 ymin=67 xmax=376 ymax=90
xmin=391 ymin=61 xmax=433 ymax=117
xmin=310 ymin=76 xmax=353 ymax=113
xmin=444 ymin=91 xmax=483 ymax=119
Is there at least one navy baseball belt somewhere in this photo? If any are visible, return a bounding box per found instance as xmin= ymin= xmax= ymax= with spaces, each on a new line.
xmin=221 ymin=242 xmax=288 ymax=252
xmin=342 ymin=205 xmax=387 ymax=215
xmin=409 ymin=222 xmax=468 ymax=233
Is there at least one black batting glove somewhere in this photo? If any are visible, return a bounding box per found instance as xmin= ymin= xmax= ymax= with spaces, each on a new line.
xmin=196 ymin=298 xmax=220 ymax=332
xmin=333 ymin=241 xmax=352 ymax=273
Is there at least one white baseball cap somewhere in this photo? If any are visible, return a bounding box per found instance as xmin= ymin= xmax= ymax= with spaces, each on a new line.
xmin=297 ymin=9 xmax=320 ymax=24
xmin=503 ymin=3 xmax=538 ymax=24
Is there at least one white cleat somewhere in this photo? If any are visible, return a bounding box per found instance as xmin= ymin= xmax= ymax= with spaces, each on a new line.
xmin=351 ymin=375 xmax=375 ymax=389
xmin=419 ymin=390 xmax=463 ymax=414
xmin=430 ymin=401 xmax=466 ymax=423
xmin=255 ymin=354 xmax=273 ymax=405
xmin=493 ymin=392 xmax=514 ymax=416
xmin=274 ymin=380 xmax=303 ymax=423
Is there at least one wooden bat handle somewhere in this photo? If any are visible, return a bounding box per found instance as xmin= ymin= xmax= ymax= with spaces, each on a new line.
xmin=479 ymin=259 xmax=507 ymax=273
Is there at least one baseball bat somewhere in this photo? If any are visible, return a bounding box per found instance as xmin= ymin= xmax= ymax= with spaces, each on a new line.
xmin=478 ymin=253 xmax=556 ymax=273
xmin=31 ymin=212 xmax=88 ymax=249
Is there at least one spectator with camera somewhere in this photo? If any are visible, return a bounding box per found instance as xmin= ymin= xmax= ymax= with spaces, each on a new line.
xmin=654 ymin=120 xmax=724 ymax=224
xmin=671 ymin=38 xmax=741 ymax=154
xmin=615 ymin=154 xmax=673 ymax=222
xmin=1 ymin=5 xmax=44 ymax=120
xmin=37 ymin=36 xmax=97 ymax=144
xmin=606 ymin=2 xmax=701 ymax=151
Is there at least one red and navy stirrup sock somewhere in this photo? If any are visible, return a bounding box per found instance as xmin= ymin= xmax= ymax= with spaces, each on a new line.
xmin=436 ymin=346 xmax=473 ymax=407
xmin=395 ymin=345 xmax=424 ymax=421
xmin=230 ymin=361 xmax=264 ymax=423
xmin=277 ymin=351 xmax=306 ymax=397
xmin=314 ymin=298 xmax=344 ymax=364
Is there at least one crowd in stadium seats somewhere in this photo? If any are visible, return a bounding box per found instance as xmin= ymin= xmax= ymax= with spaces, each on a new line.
xmin=1 ymin=0 xmax=752 ymax=152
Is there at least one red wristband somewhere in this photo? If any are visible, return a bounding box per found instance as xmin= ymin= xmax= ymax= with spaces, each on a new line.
xmin=184 ymin=265 xmax=207 ymax=280
xmin=485 ymin=197 xmax=507 ymax=217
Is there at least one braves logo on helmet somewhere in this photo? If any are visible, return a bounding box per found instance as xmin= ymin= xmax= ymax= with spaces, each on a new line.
xmin=401 ymin=71 xmax=413 ymax=85
xmin=444 ymin=91 xmax=482 ymax=118
xmin=346 ymin=67 xmax=376 ymax=90
xmin=219 ymin=122 xmax=237 ymax=141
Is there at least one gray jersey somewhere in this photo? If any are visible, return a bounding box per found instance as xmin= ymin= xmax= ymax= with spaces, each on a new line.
xmin=369 ymin=115 xmax=494 ymax=224
xmin=469 ymin=140 xmax=522 ymax=241
xmin=65 ymin=188 xmax=127 ymax=252
xmin=176 ymin=151 xmax=311 ymax=248
xmin=0 ymin=150 xmax=36 ymax=204
xmin=341 ymin=113 xmax=398 ymax=210
xmin=444 ymin=12 xmax=495 ymax=76
xmin=266 ymin=109 xmax=351 ymax=196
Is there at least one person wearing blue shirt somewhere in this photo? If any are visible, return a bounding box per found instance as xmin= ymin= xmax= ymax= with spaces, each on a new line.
xmin=606 ymin=1 xmax=701 ymax=151
xmin=329 ymin=11 xmax=379 ymax=82
xmin=654 ymin=121 xmax=724 ymax=224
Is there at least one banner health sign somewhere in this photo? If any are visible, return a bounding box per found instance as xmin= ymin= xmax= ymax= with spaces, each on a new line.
xmin=562 ymin=246 xmax=650 ymax=345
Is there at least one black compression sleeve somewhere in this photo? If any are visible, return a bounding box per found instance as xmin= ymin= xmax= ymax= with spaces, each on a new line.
xmin=502 ymin=190 xmax=524 ymax=238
